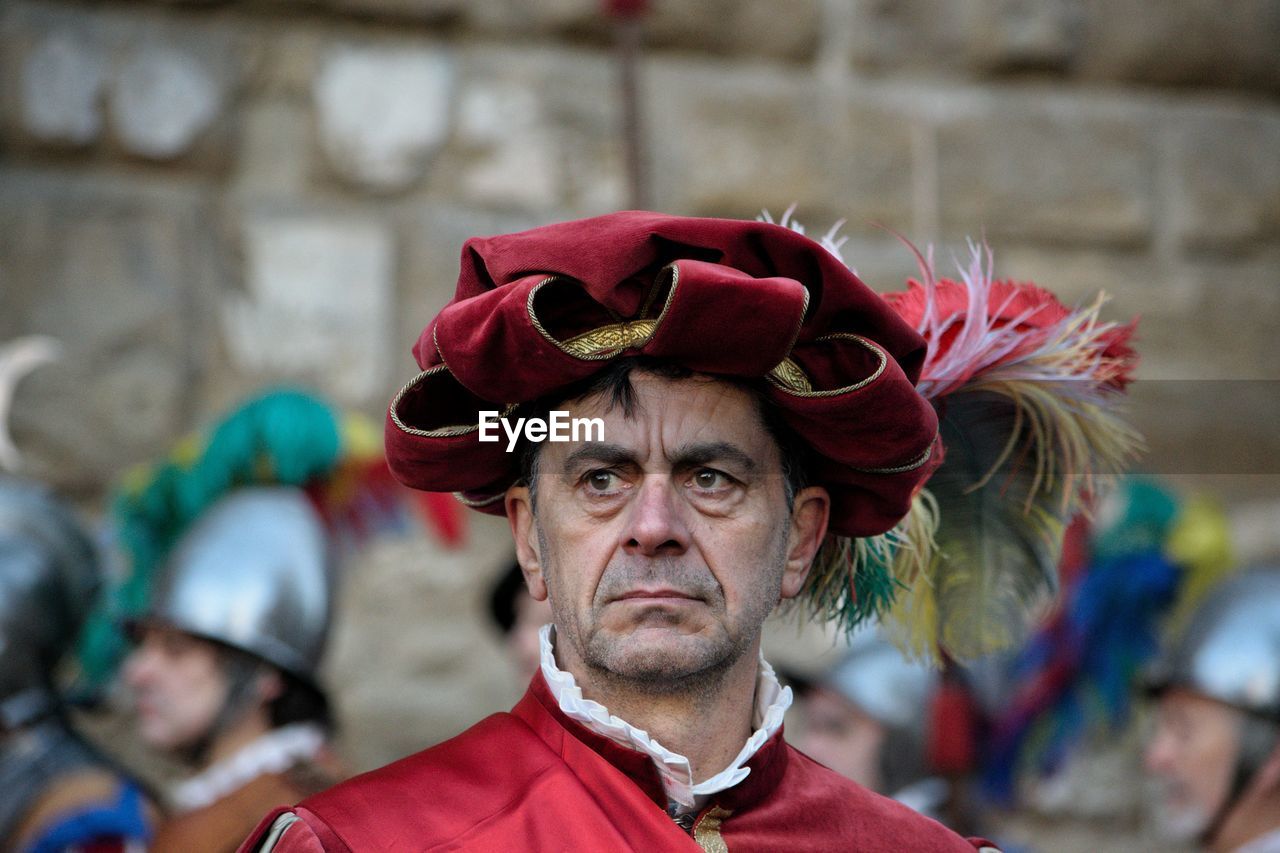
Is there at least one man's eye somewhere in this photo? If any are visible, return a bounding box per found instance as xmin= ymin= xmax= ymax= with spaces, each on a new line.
xmin=692 ymin=469 xmax=728 ymax=490
xmin=585 ymin=470 xmax=618 ymax=492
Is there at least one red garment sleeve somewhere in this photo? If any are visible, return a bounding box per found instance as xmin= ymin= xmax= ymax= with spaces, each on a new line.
xmin=238 ymin=807 xmax=344 ymax=853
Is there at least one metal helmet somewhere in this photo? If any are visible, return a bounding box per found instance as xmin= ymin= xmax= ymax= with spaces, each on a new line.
xmin=1146 ymin=568 xmax=1280 ymax=717
xmin=141 ymin=487 xmax=333 ymax=685
xmin=0 ymin=477 xmax=101 ymax=725
xmin=827 ymin=626 xmax=939 ymax=730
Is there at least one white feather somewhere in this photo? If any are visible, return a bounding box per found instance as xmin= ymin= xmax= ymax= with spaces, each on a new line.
xmin=0 ymin=335 xmax=63 ymax=471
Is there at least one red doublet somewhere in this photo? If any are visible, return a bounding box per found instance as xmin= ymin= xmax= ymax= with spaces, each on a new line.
xmin=241 ymin=673 xmax=992 ymax=852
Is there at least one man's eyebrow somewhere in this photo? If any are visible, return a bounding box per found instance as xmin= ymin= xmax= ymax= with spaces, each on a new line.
xmin=669 ymin=441 xmax=757 ymax=473
xmin=558 ymin=441 xmax=758 ymax=473
xmin=560 ymin=443 xmax=637 ymax=470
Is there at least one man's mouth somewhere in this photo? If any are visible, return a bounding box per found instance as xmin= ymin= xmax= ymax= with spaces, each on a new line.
xmin=1152 ymin=778 xmax=1191 ymax=808
xmin=614 ymin=588 xmax=700 ymax=603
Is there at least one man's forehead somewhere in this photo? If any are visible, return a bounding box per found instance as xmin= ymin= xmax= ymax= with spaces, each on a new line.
xmin=136 ymin=622 xmax=216 ymax=656
xmin=568 ymin=370 xmax=758 ymax=416
xmin=573 ymin=376 xmax=757 ymax=427
xmin=559 ymin=372 xmax=772 ymax=447
xmin=1161 ymin=687 xmax=1241 ymax=722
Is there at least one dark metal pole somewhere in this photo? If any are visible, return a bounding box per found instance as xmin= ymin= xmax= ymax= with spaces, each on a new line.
xmin=607 ymin=0 xmax=650 ymax=210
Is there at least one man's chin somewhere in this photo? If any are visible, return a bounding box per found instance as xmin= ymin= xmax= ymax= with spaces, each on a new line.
xmin=139 ymin=724 xmax=181 ymax=752
xmin=1148 ymin=793 xmax=1212 ymax=842
xmin=589 ymin=628 xmax=732 ymax=685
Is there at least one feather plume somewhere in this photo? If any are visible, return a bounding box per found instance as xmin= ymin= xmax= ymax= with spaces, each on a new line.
xmin=880 ymin=240 xmax=1143 ymax=658
xmin=918 ymin=391 xmax=1070 ymax=657
xmin=1162 ymin=495 xmax=1234 ymax=633
xmin=758 ymin=205 xmax=850 ymax=266
xmin=804 ymin=490 xmax=940 ymax=642
xmin=760 ymin=211 xmax=1141 ymax=659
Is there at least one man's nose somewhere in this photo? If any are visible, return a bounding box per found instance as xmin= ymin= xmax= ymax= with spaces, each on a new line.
xmin=622 ymin=475 xmax=691 ymax=557
xmin=121 ymin=645 xmax=156 ymax=688
xmin=1144 ymin=726 xmax=1175 ymax=775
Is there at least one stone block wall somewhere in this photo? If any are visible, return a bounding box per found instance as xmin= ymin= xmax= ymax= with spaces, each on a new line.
xmin=3 ymin=0 xmax=1278 ymax=830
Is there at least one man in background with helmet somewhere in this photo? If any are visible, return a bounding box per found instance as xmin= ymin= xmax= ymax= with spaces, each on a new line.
xmin=1145 ymin=569 xmax=1280 ymax=852
xmin=88 ymin=389 xmax=397 ymax=852
xmin=0 ymin=477 xmax=154 ymax=852
xmin=792 ymin=628 xmax=952 ymax=823
xmin=122 ymin=487 xmax=341 ymax=852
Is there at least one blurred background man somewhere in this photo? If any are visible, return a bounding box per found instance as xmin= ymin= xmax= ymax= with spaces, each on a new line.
xmin=0 ymin=477 xmax=154 ymax=852
xmin=1144 ymin=569 xmax=1280 ymax=853
xmin=792 ymin=628 xmax=950 ymax=820
xmin=82 ymin=388 xmax=406 ymax=851
xmin=121 ymin=487 xmax=341 ymax=852
xmin=487 ymin=559 xmax=555 ymax=685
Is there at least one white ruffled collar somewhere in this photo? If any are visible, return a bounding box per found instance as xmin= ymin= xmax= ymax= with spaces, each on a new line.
xmin=538 ymin=624 xmax=790 ymax=812
xmin=170 ymin=723 xmax=326 ymax=813
xmin=1236 ymin=828 xmax=1280 ymax=853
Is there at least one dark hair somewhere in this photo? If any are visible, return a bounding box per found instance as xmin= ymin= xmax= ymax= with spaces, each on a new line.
xmin=268 ymin=671 xmax=333 ymax=731
xmin=488 ymin=560 xmax=526 ymax=635
xmin=516 ymin=356 xmax=812 ymax=510
xmin=208 ymin=639 xmax=332 ymax=731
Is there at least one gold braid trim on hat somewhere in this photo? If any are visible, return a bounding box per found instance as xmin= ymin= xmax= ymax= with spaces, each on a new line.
xmin=527 ymin=266 xmax=896 ymax=407
xmin=856 ymin=443 xmax=935 ymax=474
xmin=765 ymin=333 xmax=888 ymax=398
xmin=527 ymin=265 xmax=685 ymax=362
xmin=768 ymin=358 xmax=811 ymax=392
xmin=452 ymin=491 xmax=505 ymax=508
xmin=389 ymin=365 xmax=516 ymax=438
xmin=526 ymin=264 xmax=870 ymax=401
xmin=527 ymin=278 xmax=620 ymax=362
xmin=560 ymin=320 xmax=658 ymax=358
xmin=765 ymin=333 xmax=934 ymax=474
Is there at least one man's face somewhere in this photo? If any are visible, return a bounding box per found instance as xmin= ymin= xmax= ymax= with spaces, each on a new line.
xmin=506 ymin=372 xmax=828 ymax=689
xmin=122 ymin=625 xmax=229 ymax=751
xmin=1144 ymin=687 xmax=1241 ymax=840
xmin=508 ymin=588 xmax=554 ymax=683
xmin=794 ymin=686 xmax=887 ymax=790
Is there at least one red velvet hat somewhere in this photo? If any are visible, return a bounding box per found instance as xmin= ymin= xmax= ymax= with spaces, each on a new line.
xmin=385 ymin=211 xmax=940 ymax=538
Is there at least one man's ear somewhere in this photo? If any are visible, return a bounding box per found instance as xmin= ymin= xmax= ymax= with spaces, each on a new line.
xmin=256 ymin=668 xmax=284 ymax=704
xmin=1249 ymin=737 xmax=1280 ymax=797
xmin=780 ymin=486 xmax=830 ymax=600
xmin=505 ymin=485 xmax=547 ymax=601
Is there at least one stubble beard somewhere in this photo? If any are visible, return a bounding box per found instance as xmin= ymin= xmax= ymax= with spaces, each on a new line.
xmin=1147 ymin=778 xmax=1214 ymax=842
xmin=537 ymin=522 xmax=788 ymax=699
